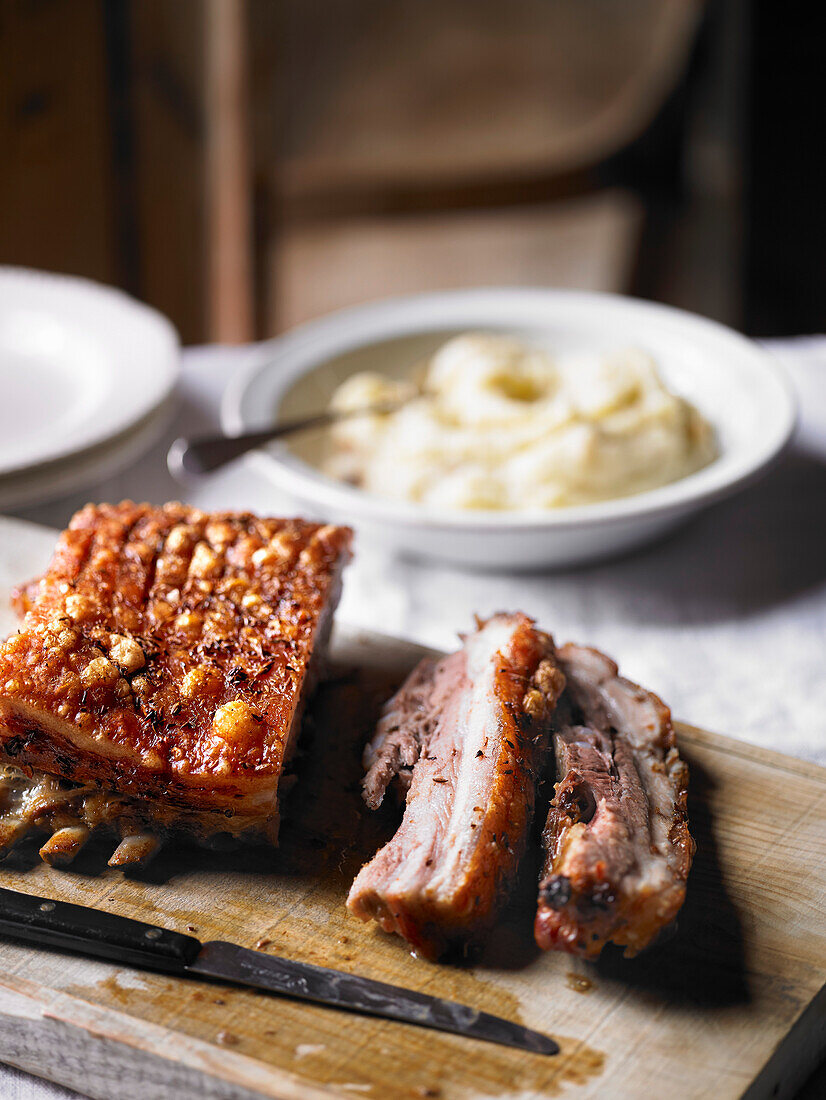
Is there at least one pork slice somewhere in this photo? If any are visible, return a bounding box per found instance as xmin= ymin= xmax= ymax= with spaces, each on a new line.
xmin=348 ymin=613 xmax=565 ymax=959
xmin=535 ymin=644 xmax=694 ymax=958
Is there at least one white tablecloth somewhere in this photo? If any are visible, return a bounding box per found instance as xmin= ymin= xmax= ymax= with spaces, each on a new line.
xmin=4 ymin=334 xmax=826 ymax=1098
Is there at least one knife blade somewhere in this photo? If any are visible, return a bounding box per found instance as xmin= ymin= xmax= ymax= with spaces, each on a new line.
xmin=189 ymin=940 xmax=556 ymax=1053
xmin=0 ymin=886 xmax=557 ymax=1055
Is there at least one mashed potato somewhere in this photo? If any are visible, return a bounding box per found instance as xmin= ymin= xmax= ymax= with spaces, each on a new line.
xmin=321 ymin=333 xmax=716 ymax=511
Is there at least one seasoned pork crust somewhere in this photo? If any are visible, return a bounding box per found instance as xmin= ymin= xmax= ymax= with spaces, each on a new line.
xmin=535 ymin=644 xmax=693 ymax=958
xmin=348 ymin=613 xmax=565 ymax=959
xmin=0 ymin=502 xmax=351 ymax=857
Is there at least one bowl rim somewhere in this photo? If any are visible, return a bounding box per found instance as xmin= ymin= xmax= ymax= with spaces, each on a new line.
xmin=222 ymin=287 xmax=797 ymax=532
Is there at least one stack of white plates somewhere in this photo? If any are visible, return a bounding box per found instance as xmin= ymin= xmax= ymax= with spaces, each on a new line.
xmin=0 ymin=268 xmax=179 ymax=510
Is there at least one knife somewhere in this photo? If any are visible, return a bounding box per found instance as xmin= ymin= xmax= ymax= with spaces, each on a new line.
xmin=0 ymin=886 xmax=557 ymax=1055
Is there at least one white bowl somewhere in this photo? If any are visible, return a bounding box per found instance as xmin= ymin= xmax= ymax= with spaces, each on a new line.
xmin=222 ymin=289 xmax=796 ymax=569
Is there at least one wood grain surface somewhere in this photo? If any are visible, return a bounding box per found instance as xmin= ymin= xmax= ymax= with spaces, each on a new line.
xmin=0 ymin=624 xmax=823 ymax=1100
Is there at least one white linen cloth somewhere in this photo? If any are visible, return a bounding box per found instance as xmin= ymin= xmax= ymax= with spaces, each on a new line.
xmin=3 ymin=335 xmax=826 ymax=1098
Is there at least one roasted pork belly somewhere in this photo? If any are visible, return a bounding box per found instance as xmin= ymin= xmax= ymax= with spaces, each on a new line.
xmin=0 ymin=502 xmax=351 ymax=864
xmin=348 ymin=613 xmax=565 ymax=958
xmin=535 ymin=644 xmax=693 ymax=958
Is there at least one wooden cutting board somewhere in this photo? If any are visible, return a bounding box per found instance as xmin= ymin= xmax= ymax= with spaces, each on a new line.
xmin=0 ymin=525 xmax=823 ymax=1100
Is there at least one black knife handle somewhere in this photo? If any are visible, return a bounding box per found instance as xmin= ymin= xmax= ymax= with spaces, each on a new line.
xmin=0 ymin=886 xmax=201 ymax=971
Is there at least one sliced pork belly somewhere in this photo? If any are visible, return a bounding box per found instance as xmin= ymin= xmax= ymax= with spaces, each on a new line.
xmin=535 ymin=644 xmax=693 ymax=958
xmin=348 ymin=613 xmax=565 ymax=959
xmin=0 ymin=502 xmax=351 ymax=864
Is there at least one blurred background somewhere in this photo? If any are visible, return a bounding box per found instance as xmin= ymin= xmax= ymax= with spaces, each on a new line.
xmin=1 ymin=0 xmax=823 ymax=346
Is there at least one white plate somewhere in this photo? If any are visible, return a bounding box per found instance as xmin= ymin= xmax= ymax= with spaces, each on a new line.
xmin=222 ymin=289 xmax=797 ymax=569
xmin=0 ymin=267 xmax=179 ymax=476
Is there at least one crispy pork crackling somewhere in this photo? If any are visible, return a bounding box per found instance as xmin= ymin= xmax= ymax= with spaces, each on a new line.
xmin=0 ymin=502 xmax=351 ymax=866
